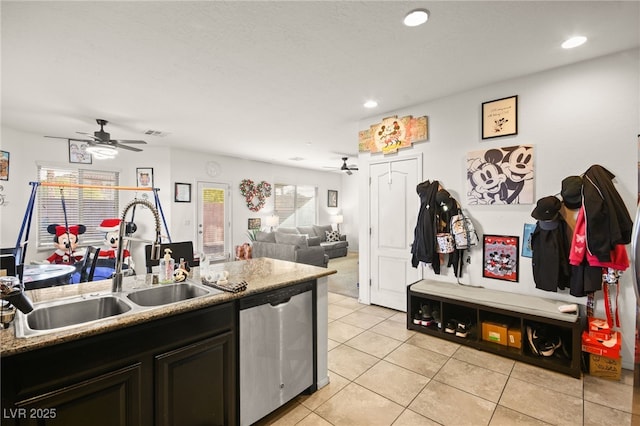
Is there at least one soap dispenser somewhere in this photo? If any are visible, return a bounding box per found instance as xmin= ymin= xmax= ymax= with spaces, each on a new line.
xmin=159 ymin=248 xmax=175 ymax=284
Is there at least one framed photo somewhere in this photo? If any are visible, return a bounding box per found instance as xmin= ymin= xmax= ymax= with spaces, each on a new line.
xmin=0 ymin=151 xmax=9 ymax=181
xmin=482 ymin=234 xmax=519 ymax=282
xmin=521 ymin=223 xmax=536 ymax=258
xmin=328 ymin=190 xmax=338 ymax=208
xmin=137 ymin=168 xmax=154 ymax=188
xmin=248 ymin=218 xmax=261 ymax=230
xmin=174 ymin=182 xmax=191 ymax=203
xmin=68 ymin=140 xmax=92 ymax=164
xmin=482 ymin=95 xmax=518 ymax=139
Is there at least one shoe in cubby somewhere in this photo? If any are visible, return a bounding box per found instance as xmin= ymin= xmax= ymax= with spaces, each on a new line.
xmin=445 ymin=319 xmax=458 ymax=334
xmin=455 ymin=319 xmax=472 ymax=338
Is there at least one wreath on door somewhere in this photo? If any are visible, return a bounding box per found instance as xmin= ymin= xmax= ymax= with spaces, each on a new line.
xmin=239 ymin=179 xmax=272 ymax=212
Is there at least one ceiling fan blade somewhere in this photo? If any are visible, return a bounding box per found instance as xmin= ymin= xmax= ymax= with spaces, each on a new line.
xmin=350 ymin=167 xmax=359 ymax=171
xmin=45 ymin=135 xmax=95 ymax=143
xmin=76 ymin=132 xmax=101 ymax=141
xmin=111 ymin=139 xmax=147 ymax=144
xmin=113 ymin=142 xmax=143 ymax=152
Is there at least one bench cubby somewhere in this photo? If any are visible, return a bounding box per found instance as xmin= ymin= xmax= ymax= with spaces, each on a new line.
xmin=407 ymin=280 xmax=585 ymax=378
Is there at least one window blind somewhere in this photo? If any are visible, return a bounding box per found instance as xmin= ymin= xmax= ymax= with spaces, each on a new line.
xmin=37 ymin=166 xmax=119 ymax=248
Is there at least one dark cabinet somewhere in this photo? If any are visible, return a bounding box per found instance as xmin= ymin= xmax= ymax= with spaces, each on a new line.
xmin=155 ymin=332 xmax=234 ymax=426
xmin=1 ymin=303 xmax=235 ymax=426
xmin=14 ymin=363 xmax=143 ymax=426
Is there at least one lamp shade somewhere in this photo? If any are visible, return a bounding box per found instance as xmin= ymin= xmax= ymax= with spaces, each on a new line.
xmin=332 ymin=215 xmax=344 ymax=224
xmin=265 ymin=215 xmax=279 ymax=227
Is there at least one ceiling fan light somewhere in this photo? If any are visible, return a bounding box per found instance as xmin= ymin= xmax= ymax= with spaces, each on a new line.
xmin=86 ymin=145 xmax=118 ymax=159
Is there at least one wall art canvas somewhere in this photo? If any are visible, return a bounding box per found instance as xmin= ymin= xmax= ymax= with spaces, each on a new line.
xmin=358 ymin=115 xmax=428 ymax=154
xmin=467 ymin=144 xmax=534 ymax=205
xmin=482 ymin=235 xmax=519 ymax=282
xmin=248 ymin=218 xmax=261 ymax=230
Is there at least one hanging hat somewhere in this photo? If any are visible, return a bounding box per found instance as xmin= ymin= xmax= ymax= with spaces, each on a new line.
xmin=531 ymin=196 xmax=561 ymax=221
xmin=97 ymin=218 xmax=121 ymax=232
xmin=561 ymin=176 xmax=582 ymax=209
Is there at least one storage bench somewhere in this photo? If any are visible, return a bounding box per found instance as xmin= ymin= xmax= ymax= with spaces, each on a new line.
xmin=407 ymin=280 xmax=586 ymax=378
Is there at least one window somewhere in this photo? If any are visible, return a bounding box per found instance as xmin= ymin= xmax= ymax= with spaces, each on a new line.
xmin=274 ymin=184 xmax=317 ymax=227
xmin=37 ymin=166 xmax=119 ymax=248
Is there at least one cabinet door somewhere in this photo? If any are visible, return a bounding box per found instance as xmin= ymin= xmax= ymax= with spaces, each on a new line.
xmin=155 ymin=332 xmax=234 ymax=426
xmin=15 ymin=363 xmax=142 ymax=426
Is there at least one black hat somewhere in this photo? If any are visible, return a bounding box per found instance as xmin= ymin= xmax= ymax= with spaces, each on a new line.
xmin=532 ymin=196 xmax=561 ymax=221
xmin=435 ymin=189 xmax=451 ymax=206
xmin=561 ymin=176 xmax=582 ymax=209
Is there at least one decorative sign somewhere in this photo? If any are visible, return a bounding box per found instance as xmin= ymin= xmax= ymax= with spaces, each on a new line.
xmin=482 ymin=95 xmax=518 ymax=139
xmin=358 ymin=115 xmax=428 ymax=154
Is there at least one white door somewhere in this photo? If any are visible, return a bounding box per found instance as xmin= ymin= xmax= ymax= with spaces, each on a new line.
xmin=370 ymin=157 xmax=421 ymax=311
xmin=196 ymin=182 xmax=231 ymax=261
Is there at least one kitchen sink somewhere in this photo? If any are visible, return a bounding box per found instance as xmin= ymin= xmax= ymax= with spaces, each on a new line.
xmin=25 ymin=295 xmax=132 ymax=332
xmin=126 ymin=282 xmax=214 ymax=307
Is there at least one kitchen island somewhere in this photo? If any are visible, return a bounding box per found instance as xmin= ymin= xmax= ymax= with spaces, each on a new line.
xmin=1 ymin=257 xmax=334 ymax=426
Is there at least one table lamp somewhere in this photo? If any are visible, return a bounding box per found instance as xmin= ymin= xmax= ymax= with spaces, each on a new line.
xmin=266 ymin=215 xmax=279 ymax=232
xmin=332 ymin=214 xmax=344 ymax=233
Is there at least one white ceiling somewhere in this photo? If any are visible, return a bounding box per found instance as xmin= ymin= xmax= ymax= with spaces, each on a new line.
xmin=2 ymin=1 xmax=639 ymax=171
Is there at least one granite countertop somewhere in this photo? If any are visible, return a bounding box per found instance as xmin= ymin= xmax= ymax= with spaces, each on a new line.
xmin=1 ymin=257 xmax=335 ymax=357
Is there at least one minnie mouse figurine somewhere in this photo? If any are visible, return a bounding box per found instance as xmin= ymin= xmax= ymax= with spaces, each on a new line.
xmin=45 ymin=224 xmax=86 ymax=264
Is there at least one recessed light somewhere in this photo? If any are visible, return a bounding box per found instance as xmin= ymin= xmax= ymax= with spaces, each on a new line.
xmin=403 ymin=9 xmax=429 ymax=27
xmin=364 ymin=100 xmax=378 ymax=108
xmin=562 ymin=36 xmax=587 ymax=49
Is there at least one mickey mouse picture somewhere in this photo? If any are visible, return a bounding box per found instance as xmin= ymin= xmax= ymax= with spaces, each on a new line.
xmin=45 ymin=224 xmax=86 ymax=264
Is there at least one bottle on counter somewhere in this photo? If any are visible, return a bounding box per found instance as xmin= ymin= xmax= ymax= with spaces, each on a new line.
xmin=159 ymin=248 xmax=175 ymax=284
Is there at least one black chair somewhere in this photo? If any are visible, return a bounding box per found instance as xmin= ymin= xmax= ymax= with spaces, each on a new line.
xmin=144 ymin=241 xmax=198 ymax=273
xmin=78 ymin=246 xmax=100 ymax=283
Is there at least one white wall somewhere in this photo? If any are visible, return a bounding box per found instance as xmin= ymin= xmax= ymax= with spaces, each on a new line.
xmin=358 ymin=49 xmax=639 ymax=368
xmin=0 ymin=128 xmax=345 ymax=268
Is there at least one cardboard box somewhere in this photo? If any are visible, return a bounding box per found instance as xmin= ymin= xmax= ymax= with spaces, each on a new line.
xmin=482 ymin=321 xmax=508 ymax=346
xmin=588 ymin=317 xmax=612 ymax=340
xmin=507 ymin=328 xmax=522 ymax=349
xmin=582 ymin=331 xmax=621 ymax=359
xmin=589 ymin=354 xmax=622 ymax=380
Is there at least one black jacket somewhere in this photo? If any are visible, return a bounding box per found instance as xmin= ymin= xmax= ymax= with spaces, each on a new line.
xmin=531 ymin=219 xmax=571 ymax=292
xmin=411 ymin=180 xmax=440 ymax=273
xmin=583 ymin=165 xmax=633 ymax=262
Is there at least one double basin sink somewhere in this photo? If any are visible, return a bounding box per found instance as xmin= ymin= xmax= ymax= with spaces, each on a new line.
xmin=15 ymin=280 xmax=223 ymax=338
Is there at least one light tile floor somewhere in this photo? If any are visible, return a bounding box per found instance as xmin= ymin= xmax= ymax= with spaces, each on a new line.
xmin=255 ymin=292 xmax=638 ymax=425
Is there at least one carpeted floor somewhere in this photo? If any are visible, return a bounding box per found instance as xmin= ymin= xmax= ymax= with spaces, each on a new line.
xmin=326 ymin=252 xmax=359 ymax=298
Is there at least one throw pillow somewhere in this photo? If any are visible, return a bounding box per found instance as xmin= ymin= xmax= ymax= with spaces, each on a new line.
xmin=275 ymin=232 xmax=309 ymax=249
xmin=325 ymin=230 xmax=341 ymax=243
xmin=255 ymin=231 xmax=276 ymax=243
xmin=314 ymin=225 xmax=333 ymax=242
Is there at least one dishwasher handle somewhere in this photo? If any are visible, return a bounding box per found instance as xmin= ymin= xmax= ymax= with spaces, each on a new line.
xmin=239 ymin=280 xmax=313 ymax=310
xmin=270 ymin=296 xmax=291 ymax=307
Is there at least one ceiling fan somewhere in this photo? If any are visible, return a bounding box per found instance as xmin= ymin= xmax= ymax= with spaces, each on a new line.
xmin=45 ymin=119 xmax=147 ymax=155
xmin=324 ymin=157 xmax=359 ymax=175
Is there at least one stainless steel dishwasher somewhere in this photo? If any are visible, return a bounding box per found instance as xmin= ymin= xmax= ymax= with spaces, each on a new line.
xmin=239 ymin=281 xmax=315 ymax=426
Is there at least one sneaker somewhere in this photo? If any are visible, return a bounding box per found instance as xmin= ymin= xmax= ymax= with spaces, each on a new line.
xmin=413 ymin=312 xmax=422 ymax=325
xmin=526 ymin=325 xmax=540 ymax=355
xmin=432 ymin=309 xmax=441 ymax=329
xmin=538 ymin=335 xmax=561 ymax=357
xmin=455 ymin=320 xmax=471 ymax=338
xmin=445 ymin=319 xmax=457 ymax=334
xmin=420 ymin=304 xmax=433 ymax=326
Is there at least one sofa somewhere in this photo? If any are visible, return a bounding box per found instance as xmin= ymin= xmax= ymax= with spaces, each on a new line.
xmin=251 ymin=230 xmax=329 ymax=268
xmin=276 ymin=225 xmax=348 ymax=259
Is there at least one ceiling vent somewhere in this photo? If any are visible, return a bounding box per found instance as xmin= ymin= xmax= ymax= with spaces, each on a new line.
xmin=144 ymin=129 xmax=169 ymax=137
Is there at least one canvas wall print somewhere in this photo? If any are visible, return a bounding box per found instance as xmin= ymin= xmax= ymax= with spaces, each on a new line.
xmin=467 ymin=145 xmax=534 ymax=205
xmin=358 ymin=115 xmax=428 ymax=154
xmin=482 ymin=235 xmax=519 ymax=282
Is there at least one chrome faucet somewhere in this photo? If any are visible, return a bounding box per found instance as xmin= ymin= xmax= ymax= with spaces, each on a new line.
xmin=112 ymin=199 xmax=162 ymax=292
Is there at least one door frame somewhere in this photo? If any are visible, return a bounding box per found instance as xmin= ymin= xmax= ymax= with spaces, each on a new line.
xmin=359 ymin=152 xmax=423 ymax=306
xmin=196 ymin=181 xmax=232 ymax=261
